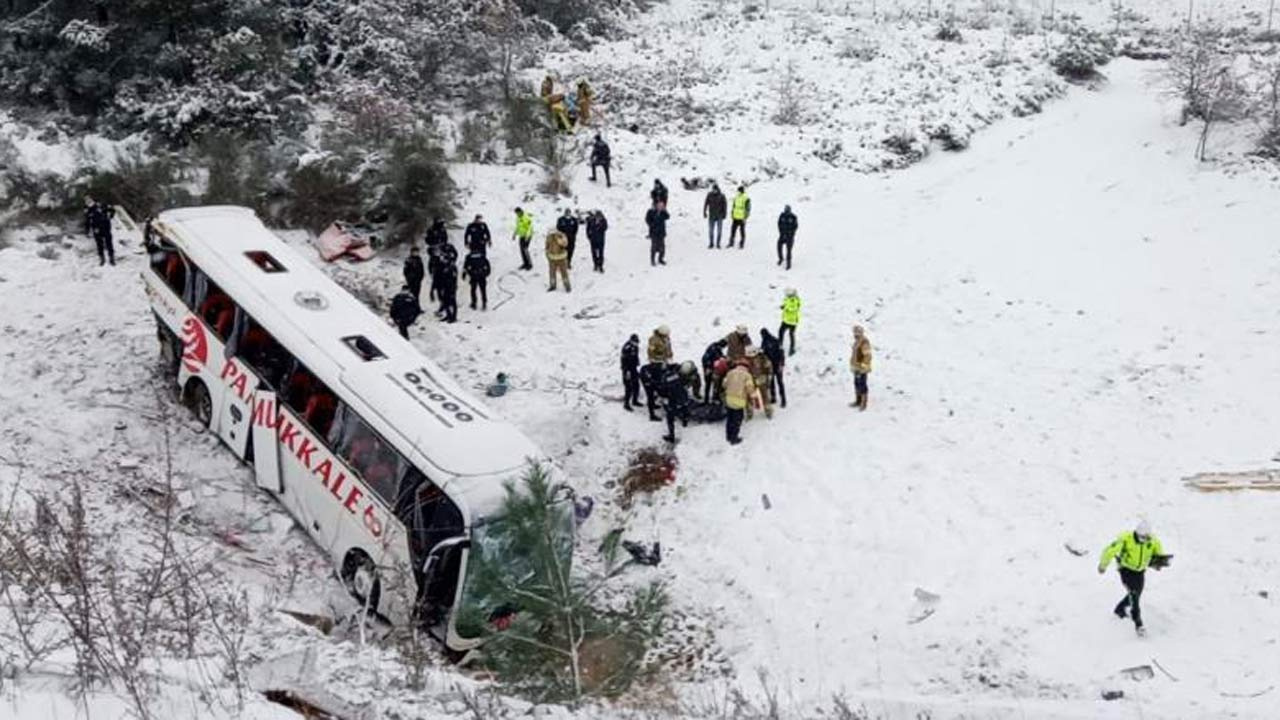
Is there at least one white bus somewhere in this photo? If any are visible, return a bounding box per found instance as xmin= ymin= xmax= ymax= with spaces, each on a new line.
xmin=142 ymin=206 xmax=569 ymax=651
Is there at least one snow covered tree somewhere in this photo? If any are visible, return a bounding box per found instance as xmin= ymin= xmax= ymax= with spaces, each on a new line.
xmin=456 ymin=464 xmax=668 ymax=703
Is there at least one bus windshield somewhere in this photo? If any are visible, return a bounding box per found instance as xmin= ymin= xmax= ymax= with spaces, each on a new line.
xmin=453 ymin=496 xmax=574 ymax=640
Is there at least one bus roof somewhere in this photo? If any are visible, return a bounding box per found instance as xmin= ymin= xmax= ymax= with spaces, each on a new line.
xmin=156 ymin=206 xmax=539 ymax=517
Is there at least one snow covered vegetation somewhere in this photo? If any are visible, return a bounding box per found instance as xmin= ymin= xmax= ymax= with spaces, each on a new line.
xmin=3 ymin=1 xmax=1280 ymax=719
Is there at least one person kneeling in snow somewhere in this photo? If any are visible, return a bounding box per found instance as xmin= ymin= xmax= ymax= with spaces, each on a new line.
xmin=1098 ymin=519 xmax=1169 ymax=637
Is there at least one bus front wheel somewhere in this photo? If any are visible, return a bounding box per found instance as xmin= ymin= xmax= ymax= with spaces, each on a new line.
xmin=341 ymin=551 xmax=381 ymax=614
xmin=185 ymin=380 xmax=213 ymax=428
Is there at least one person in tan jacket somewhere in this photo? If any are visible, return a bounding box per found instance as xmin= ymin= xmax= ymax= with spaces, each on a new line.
xmin=725 ymin=325 xmax=753 ymax=361
xmin=850 ymin=325 xmax=872 ymax=410
xmin=746 ymin=347 xmax=774 ymax=419
xmin=722 ymin=360 xmax=755 ymax=445
xmin=545 ymin=230 xmax=570 ymax=292
xmin=647 ymin=326 xmax=672 ymax=364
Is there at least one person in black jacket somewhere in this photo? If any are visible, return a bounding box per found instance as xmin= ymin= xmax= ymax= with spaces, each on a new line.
xmin=436 ymin=256 xmax=459 ymax=324
xmin=650 ymin=179 xmax=668 ymax=208
xmin=426 ymin=244 xmax=442 ymax=302
xmin=425 ymin=217 xmax=448 ymax=248
xmin=556 ymin=209 xmax=580 ymax=269
xmin=703 ymin=183 xmax=726 ymax=249
xmin=590 ymin=134 xmax=611 ymax=187
xmin=639 ymin=362 xmax=664 ymax=421
xmin=701 ymin=338 xmax=727 ymax=402
xmin=585 ymin=210 xmax=608 ymax=273
xmin=656 ymin=363 xmax=692 ymax=443
xmin=390 ymin=285 xmax=421 ymax=339
xmin=777 ymin=205 xmax=798 ymax=270
xmin=759 ymin=327 xmax=787 ymax=408
xmin=462 ymin=250 xmax=491 ymax=310
xmin=645 ymin=204 xmax=670 ymax=267
xmin=84 ymin=197 xmax=116 ymax=266
xmin=464 ymin=215 xmax=491 ymax=255
xmin=403 ymin=246 xmax=425 ymax=301
xmin=620 ymin=334 xmax=641 ymax=411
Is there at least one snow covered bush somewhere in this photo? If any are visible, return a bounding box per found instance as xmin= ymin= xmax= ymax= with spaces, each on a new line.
xmin=279 ymin=155 xmax=366 ymax=233
xmin=75 ymin=147 xmax=194 ymax=219
xmin=1051 ymin=25 xmax=1116 ymax=80
xmin=935 ymin=24 xmax=964 ymax=43
xmin=378 ymin=132 xmax=457 ymax=242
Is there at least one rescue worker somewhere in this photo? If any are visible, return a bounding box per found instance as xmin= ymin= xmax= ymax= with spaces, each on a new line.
xmin=576 ymin=79 xmax=594 ymax=126
xmin=426 ymin=243 xmax=443 ymax=302
xmin=779 ymin=288 xmax=801 ymax=356
xmin=760 ymin=327 xmax=787 ymax=408
xmin=645 ymin=202 xmax=670 ymax=266
xmin=703 ymin=182 xmax=727 ymax=248
xmin=389 ymin=285 xmax=421 ymax=339
xmin=585 ymin=209 xmax=608 ymax=273
xmin=513 ymin=207 xmax=534 ymax=271
xmin=657 ymin=362 xmax=693 ymax=443
xmin=777 ymin=204 xmax=798 ymax=269
xmin=462 ymin=249 xmax=490 ymax=310
xmin=639 ymin=361 xmax=665 ymax=422
xmin=650 ymin=179 xmax=668 ymax=208
xmin=850 ymin=325 xmax=872 ymax=410
xmin=436 ymin=245 xmax=459 ymax=323
xmin=590 ymin=134 xmax=612 ymax=187
xmin=729 ymin=185 xmax=751 ymax=248
xmin=647 ymin=325 xmax=673 ymax=364
xmin=723 ymin=359 xmax=755 ymax=445
xmin=1098 ymin=519 xmax=1167 ymax=637
xmin=621 ymin=334 xmax=642 ymax=412
xmin=701 ymin=338 xmax=728 ymax=402
xmin=556 ymin=209 xmax=580 ymax=269
xmin=746 ymin=347 xmax=774 ymax=419
xmin=84 ymin=197 xmax=116 ymax=266
xmin=403 ymin=245 xmax=425 ymax=302
xmin=725 ymin=325 xmax=753 ymax=361
xmin=465 ymin=214 xmax=491 ymax=255
xmin=545 ymin=230 xmax=571 ymax=292
xmin=540 ymin=74 xmax=554 ymax=99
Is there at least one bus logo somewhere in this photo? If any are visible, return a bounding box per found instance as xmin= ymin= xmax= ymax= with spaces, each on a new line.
xmin=181 ymin=317 xmax=209 ymax=373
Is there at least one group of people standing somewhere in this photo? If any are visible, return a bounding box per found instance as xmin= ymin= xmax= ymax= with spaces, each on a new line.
xmin=390 ymin=215 xmax=494 ymax=338
xmin=644 ymin=180 xmax=800 ymax=270
xmin=527 ymin=206 xmax=612 ymax=292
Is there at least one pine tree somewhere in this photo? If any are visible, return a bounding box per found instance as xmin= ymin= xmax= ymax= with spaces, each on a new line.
xmin=457 ymin=464 xmax=668 ymax=703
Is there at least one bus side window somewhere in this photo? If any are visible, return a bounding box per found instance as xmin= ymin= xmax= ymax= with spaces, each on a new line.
xmin=148 ymin=237 xmax=188 ymax=300
xmin=330 ymin=404 xmax=404 ymax=504
xmin=236 ymin=316 xmax=291 ymax=390
xmin=191 ymin=271 xmax=236 ymax=341
xmin=282 ymin=364 xmax=337 ymax=438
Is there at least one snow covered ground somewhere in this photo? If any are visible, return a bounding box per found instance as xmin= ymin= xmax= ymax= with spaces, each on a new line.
xmin=5 ymin=1 xmax=1280 ymax=718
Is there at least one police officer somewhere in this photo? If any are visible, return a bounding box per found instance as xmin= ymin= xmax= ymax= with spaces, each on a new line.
xmin=403 ymin=246 xmax=425 ymax=302
xmin=462 ymin=249 xmax=490 ymax=310
xmin=777 ymin=204 xmax=798 ymax=269
xmin=639 ymin=362 xmax=665 ymax=422
xmin=436 ymin=248 xmax=459 ymax=323
xmin=729 ymin=186 xmax=751 ymax=249
xmin=585 ymin=209 xmax=608 ymax=273
xmin=512 ymin=207 xmax=534 ymax=271
xmin=556 ymin=209 xmax=580 ymax=269
xmin=620 ymin=334 xmax=641 ymax=412
xmin=464 ymin=214 xmax=491 ymax=255
xmin=701 ymin=339 xmax=727 ymax=402
xmin=390 ymin=285 xmax=421 ymax=339
xmin=84 ymin=197 xmax=116 ymax=266
xmin=657 ymin=363 xmax=692 ymax=443
xmin=424 ymin=217 xmax=448 ymax=249
xmin=1098 ymin=519 xmax=1168 ymax=637
xmin=760 ymin=327 xmax=787 ymax=409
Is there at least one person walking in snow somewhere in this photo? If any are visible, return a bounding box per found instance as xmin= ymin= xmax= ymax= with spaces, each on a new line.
xmin=462 ymin=249 xmax=490 ymax=310
xmin=725 ymin=325 xmax=753 ymax=362
xmin=729 ymin=186 xmax=751 ymax=248
xmin=777 ymin=204 xmax=798 ymax=269
xmin=513 ymin=207 xmax=534 ymax=271
xmin=850 ymin=325 xmax=872 ymax=410
xmin=585 ymin=209 xmax=608 ymax=272
xmin=403 ymin=246 xmax=425 ymax=302
xmin=760 ymin=327 xmax=787 ymax=409
xmin=556 ymin=209 xmax=580 ymax=269
xmin=647 ymin=325 xmax=673 ymax=364
xmin=84 ymin=197 xmax=116 ymax=266
xmin=701 ymin=338 xmax=728 ymax=402
xmin=621 ymin=334 xmax=642 ymax=412
xmin=703 ymin=182 xmax=727 ymax=249
xmin=545 ymin=230 xmax=571 ymax=292
xmin=645 ymin=202 xmax=670 ymax=266
xmin=779 ymin=288 xmax=801 ymax=356
xmin=465 ymin=214 xmax=491 ymax=255
xmin=589 ymin=134 xmax=612 ymax=187
xmin=650 ymin=179 xmax=669 ymax=208
xmin=390 ymin=285 xmax=422 ymax=339
xmin=722 ymin=359 xmax=755 ymax=445
xmin=1098 ymin=519 xmax=1168 ymax=637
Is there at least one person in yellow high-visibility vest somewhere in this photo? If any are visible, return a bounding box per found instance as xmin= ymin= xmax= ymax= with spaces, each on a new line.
xmin=512 ymin=207 xmax=534 ymax=270
xmin=779 ymin=288 xmax=801 ymax=356
xmin=1098 ymin=519 xmax=1168 ymax=637
xmin=728 ymin=186 xmax=751 ymax=248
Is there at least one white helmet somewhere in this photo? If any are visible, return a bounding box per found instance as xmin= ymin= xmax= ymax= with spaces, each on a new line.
xmin=785 ymin=287 xmax=797 ymax=297
xmin=735 ymin=324 xmax=748 ymax=335
xmin=1135 ymin=519 xmax=1152 ymax=537
xmin=657 ymin=325 xmax=670 ymax=336
xmin=746 ymin=346 xmax=761 ymax=357
xmin=681 ymin=361 xmax=695 ymax=374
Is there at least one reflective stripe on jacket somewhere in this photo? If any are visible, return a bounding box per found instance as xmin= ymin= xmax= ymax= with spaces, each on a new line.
xmin=732 ymin=193 xmax=750 ymax=220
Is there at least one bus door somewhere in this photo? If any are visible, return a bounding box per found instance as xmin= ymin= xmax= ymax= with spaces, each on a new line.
xmin=251 ymin=389 xmax=282 ymax=492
